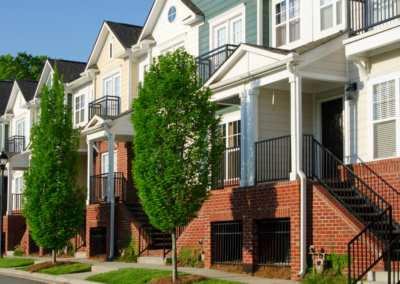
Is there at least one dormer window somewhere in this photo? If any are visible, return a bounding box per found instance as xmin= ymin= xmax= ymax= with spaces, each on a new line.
xmin=320 ymin=0 xmax=343 ymax=31
xmin=275 ymin=0 xmax=301 ymax=47
xmin=168 ymin=6 xmax=177 ymax=23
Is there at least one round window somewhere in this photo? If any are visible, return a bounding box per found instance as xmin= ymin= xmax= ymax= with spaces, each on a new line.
xmin=168 ymin=6 xmax=177 ymax=23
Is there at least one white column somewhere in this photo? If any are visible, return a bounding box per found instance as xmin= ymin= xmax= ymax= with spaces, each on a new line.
xmin=6 ymin=166 xmax=12 ymax=215
xmin=87 ymin=140 xmax=94 ymax=205
xmin=107 ymin=134 xmax=115 ymax=202
xmin=247 ymin=88 xmax=259 ymax=186
xmin=296 ymin=75 xmax=303 ymax=173
xmin=239 ymin=91 xmax=247 ymax=187
xmin=290 ymin=74 xmax=298 ymax=180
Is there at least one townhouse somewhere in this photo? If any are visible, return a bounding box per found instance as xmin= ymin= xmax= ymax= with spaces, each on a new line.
xmin=1 ymin=0 xmax=400 ymax=283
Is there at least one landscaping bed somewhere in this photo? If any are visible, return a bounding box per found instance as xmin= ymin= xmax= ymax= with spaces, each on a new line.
xmin=18 ymin=261 xmax=92 ymax=275
xmin=210 ymin=264 xmax=291 ymax=280
xmin=149 ymin=275 xmax=209 ymax=284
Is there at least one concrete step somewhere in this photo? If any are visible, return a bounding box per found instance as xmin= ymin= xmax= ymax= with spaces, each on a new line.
xmin=75 ymin=252 xmax=87 ymax=259
xmin=367 ymin=271 xmax=399 ymax=282
xmin=137 ymin=256 xmax=171 ymax=266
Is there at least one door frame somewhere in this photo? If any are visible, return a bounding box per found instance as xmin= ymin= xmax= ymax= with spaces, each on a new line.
xmin=316 ymin=94 xmax=345 ymax=161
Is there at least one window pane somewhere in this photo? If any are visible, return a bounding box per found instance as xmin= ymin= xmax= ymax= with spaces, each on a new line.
xmin=276 ymin=24 xmax=287 ymax=47
xmin=373 ymin=80 xmax=396 ymax=121
xmin=321 ymin=4 xmax=334 ymax=30
xmin=289 ymin=0 xmax=300 ymax=19
xmin=276 ymin=1 xmax=287 ymax=24
xmin=336 ymin=0 xmax=343 ymax=24
xmin=374 ymin=120 xmax=396 ymax=159
xmin=217 ymin=27 xmax=226 ymax=47
xmin=81 ymin=94 xmax=85 ymax=108
xmin=106 ymin=80 xmax=112 ymax=96
xmin=233 ymin=19 xmax=243 ymax=45
xmin=115 ymin=76 xmax=120 ymax=97
xmin=289 ymin=19 xmax=300 ymax=42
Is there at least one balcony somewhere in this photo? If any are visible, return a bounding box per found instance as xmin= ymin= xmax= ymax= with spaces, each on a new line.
xmin=5 ymin=136 xmax=25 ymax=153
xmin=88 ymin=96 xmax=120 ymax=121
xmin=348 ymin=0 xmax=400 ymax=37
xmin=196 ymin=44 xmax=238 ymax=84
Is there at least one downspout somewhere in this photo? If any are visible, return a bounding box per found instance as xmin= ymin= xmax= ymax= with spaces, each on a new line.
xmin=287 ymin=62 xmax=307 ymax=278
xmin=102 ymin=121 xmax=115 ymax=260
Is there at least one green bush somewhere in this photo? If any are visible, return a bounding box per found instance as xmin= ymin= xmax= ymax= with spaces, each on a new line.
xmin=14 ymin=244 xmax=25 ymax=256
xmin=177 ymin=244 xmax=203 ymax=268
xmin=117 ymin=233 xmax=138 ymax=263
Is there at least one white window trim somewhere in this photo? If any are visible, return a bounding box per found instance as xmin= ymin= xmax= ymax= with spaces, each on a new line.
xmin=158 ymin=33 xmax=187 ymax=55
xmin=272 ymin=0 xmax=302 ymax=48
xmin=314 ymin=0 xmax=346 ymax=40
xmin=368 ymin=73 xmax=400 ymax=161
xmin=100 ymin=66 xmax=122 ymax=98
xmin=167 ymin=5 xmax=178 ymax=24
xmin=109 ymin=39 xmax=114 ymax=61
xmin=209 ymin=4 xmax=246 ymax=50
xmin=74 ymin=93 xmax=86 ymax=127
xmin=14 ymin=175 xmax=24 ymax=194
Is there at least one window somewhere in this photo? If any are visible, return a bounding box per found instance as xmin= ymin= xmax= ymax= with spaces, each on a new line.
xmin=373 ymin=80 xmax=396 ymax=159
xmin=109 ymin=41 xmax=113 ymax=59
xmin=15 ymin=176 xmax=24 ymax=193
xmin=103 ymin=74 xmax=120 ymax=97
xmin=233 ymin=19 xmax=243 ymax=45
xmin=220 ymin=120 xmax=241 ymax=148
xmin=16 ymin=119 xmax=25 ymax=137
xmin=101 ymin=151 xmax=118 ymax=173
xmin=320 ymin=0 xmax=343 ymax=31
xmin=217 ymin=27 xmax=227 ymax=47
xmin=46 ymin=74 xmax=52 ymax=89
xmin=275 ymin=0 xmax=300 ymax=47
xmin=168 ymin=6 xmax=177 ymax=23
xmin=75 ymin=94 xmax=85 ymax=125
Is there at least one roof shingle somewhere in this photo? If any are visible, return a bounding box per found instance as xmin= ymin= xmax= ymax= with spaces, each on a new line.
xmin=181 ymin=0 xmax=204 ymax=16
xmin=105 ymin=21 xmax=143 ymax=49
xmin=15 ymin=80 xmax=38 ymax=103
xmin=47 ymin=59 xmax=86 ymax=84
xmin=0 ymin=81 xmax=13 ymax=116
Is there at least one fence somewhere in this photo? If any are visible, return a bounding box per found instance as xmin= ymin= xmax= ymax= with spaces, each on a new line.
xmin=5 ymin=136 xmax=25 ymax=153
xmin=212 ymin=222 xmax=243 ymax=265
xmin=88 ymin=96 xmax=120 ymax=120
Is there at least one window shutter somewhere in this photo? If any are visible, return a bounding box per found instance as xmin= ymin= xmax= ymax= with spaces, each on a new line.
xmin=67 ymin=93 xmax=73 ymax=107
xmin=374 ymin=120 xmax=396 ymax=159
xmin=321 ymin=4 xmax=334 ymax=30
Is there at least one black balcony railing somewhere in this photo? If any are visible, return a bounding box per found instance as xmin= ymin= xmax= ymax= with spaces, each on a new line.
xmin=196 ymin=44 xmax=237 ymax=83
xmin=348 ymin=0 xmax=400 ymax=37
xmin=216 ymin=146 xmax=241 ymax=189
xmin=88 ymin=96 xmax=120 ymax=121
xmin=5 ymin=136 xmax=25 ymax=153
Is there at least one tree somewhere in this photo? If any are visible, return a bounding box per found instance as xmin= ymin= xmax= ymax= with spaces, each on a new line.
xmin=22 ymin=61 xmax=86 ymax=263
xmin=131 ymin=49 xmax=225 ymax=281
xmin=0 ymin=52 xmax=47 ymax=81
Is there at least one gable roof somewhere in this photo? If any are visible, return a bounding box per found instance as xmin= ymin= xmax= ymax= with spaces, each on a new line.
xmin=105 ymin=21 xmax=143 ymax=49
xmin=181 ymin=0 xmax=204 ymax=16
xmin=0 ymin=81 xmax=13 ymax=116
xmin=47 ymin=59 xmax=86 ymax=83
xmin=15 ymin=80 xmax=38 ymax=102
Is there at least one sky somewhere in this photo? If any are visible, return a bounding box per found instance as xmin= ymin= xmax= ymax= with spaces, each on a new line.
xmin=0 ymin=0 xmax=154 ymax=63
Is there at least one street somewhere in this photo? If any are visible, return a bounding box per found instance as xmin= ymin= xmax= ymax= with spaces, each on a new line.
xmin=0 ymin=274 xmax=41 ymax=283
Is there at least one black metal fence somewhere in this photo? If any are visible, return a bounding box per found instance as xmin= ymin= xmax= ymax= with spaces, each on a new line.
xmin=12 ymin=193 xmax=22 ymax=214
xmin=258 ymin=219 xmax=291 ymax=267
xmin=196 ymin=44 xmax=237 ymax=83
xmin=217 ymin=146 xmax=241 ymax=189
xmin=348 ymin=0 xmax=400 ymax=37
xmin=76 ymin=222 xmax=86 ymax=252
xmin=88 ymin=96 xmax=120 ymax=121
xmin=89 ymin=172 xmax=124 ymax=204
xmin=5 ymin=136 xmax=25 ymax=153
xmin=212 ymin=222 xmax=243 ymax=265
xmin=255 ymin=135 xmax=291 ymax=183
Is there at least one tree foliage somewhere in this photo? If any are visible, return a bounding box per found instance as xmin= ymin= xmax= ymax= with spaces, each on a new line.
xmin=22 ymin=61 xmax=86 ymax=262
xmin=0 ymin=52 xmax=47 ymax=81
xmin=131 ymin=48 xmax=224 ymax=280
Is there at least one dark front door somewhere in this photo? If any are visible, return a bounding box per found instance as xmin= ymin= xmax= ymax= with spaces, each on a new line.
xmin=90 ymin=227 xmax=107 ymax=256
xmin=321 ymin=98 xmax=343 ymax=162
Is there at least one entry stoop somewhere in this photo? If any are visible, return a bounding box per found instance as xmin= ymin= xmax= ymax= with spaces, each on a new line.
xmin=360 ymin=271 xmax=398 ymax=284
xmin=138 ymin=256 xmax=171 ymax=266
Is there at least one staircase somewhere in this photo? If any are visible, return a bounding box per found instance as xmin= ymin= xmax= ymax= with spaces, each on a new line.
xmin=309 ymin=138 xmax=400 ymax=284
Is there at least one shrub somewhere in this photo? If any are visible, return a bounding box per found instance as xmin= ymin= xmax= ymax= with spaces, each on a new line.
xmin=177 ymin=244 xmax=203 ymax=268
xmin=14 ymin=244 xmax=25 ymax=256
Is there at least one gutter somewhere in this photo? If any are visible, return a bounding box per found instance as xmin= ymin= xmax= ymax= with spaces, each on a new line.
xmin=102 ymin=121 xmax=115 ymax=260
xmin=287 ymin=62 xmax=307 ymax=278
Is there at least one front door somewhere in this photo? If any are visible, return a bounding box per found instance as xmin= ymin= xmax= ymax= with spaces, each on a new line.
xmin=321 ymin=98 xmax=343 ymax=162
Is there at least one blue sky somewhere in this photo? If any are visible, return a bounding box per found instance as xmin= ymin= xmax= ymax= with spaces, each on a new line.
xmin=0 ymin=0 xmax=154 ymax=63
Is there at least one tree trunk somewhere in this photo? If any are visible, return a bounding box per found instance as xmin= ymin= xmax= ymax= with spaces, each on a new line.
xmin=172 ymin=230 xmax=178 ymax=282
xmin=52 ymin=249 xmax=56 ymax=263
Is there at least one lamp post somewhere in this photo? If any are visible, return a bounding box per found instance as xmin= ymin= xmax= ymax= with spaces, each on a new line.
xmin=0 ymin=149 xmax=9 ymax=258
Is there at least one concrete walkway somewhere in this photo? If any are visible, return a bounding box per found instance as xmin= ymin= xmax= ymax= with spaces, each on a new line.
xmin=2 ymin=256 xmax=299 ymax=284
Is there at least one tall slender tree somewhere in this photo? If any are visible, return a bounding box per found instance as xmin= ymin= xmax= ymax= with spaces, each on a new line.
xmin=132 ymin=48 xmax=225 ymax=281
xmin=23 ymin=61 xmax=86 ymax=263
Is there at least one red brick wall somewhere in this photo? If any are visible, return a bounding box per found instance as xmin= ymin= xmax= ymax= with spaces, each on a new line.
xmin=3 ymin=215 xmax=26 ymax=254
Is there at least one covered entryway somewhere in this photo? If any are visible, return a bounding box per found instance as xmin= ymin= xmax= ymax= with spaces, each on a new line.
xmin=321 ymin=98 xmax=343 ymax=162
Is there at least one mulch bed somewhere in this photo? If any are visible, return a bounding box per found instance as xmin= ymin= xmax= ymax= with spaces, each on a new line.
xmin=26 ymin=261 xmax=77 ymax=273
xmin=149 ymin=275 xmax=210 ymax=284
xmin=210 ymin=264 xmax=291 ymax=280
xmin=89 ymin=254 xmax=108 ymax=261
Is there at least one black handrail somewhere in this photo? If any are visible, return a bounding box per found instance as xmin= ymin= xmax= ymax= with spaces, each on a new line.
xmin=89 ymin=172 xmax=124 ymax=204
xmin=88 ymin=96 xmax=120 ymax=121
xmin=348 ymin=0 xmax=400 ymax=37
xmin=388 ymin=233 xmax=400 ymax=284
xmin=5 ymin=136 xmax=25 ymax=153
xmin=195 ymin=44 xmax=237 ymax=83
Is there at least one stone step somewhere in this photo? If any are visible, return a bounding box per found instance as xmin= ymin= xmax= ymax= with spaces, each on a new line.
xmin=137 ymin=256 xmax=171 ymax=266
xmin=75 ymin=251 xmax=87 ymax=259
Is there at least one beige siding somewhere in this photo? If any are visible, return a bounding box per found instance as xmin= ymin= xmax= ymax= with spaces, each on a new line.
xmin=258 ymin=88 xmax=313 ymax=142
xmin=77 ymin=154 xmax=87 ymax=188
xmin=131 ymin=61 xmax=138 ymax=100
xmin=300 ymin=48 xmax=346 ymax=78
xmin=370 ymin=49 xmax=400 ymax=75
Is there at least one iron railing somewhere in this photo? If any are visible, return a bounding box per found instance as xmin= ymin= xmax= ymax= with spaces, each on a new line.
xmin=212 ymin=222 xmax=243 ymax=265
xmin=388 ymin=233 xmax=400 ymax=284
xmin=348 ymin=0 xmax=400 ymax=37
xmin=5 ymin=136 xmax=25 ymax=153
xmin=12 ymin=193 xmax=22 ymax=214
xmin=195 ymin=44 xmax=237 ymax=83
xmin=89 ymin=172 xmax=124 ymax=204
xmin=88 ymin=96 xmax=120 ymax=121
xmin=255 ymin=135 xmax=291 ymax=183
xmin=258 ymin=219 xmax=291 ymax=267
xmin=14 ymin=224 xmax=26 ymax=250
xmin=217 ymin=146 xmax=241 ymax=189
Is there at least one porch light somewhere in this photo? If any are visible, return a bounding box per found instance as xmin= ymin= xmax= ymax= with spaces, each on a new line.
xmin=345 ymin=82 xmax=357 ymax=100
xmin=0 ymin=150 xmax=8 ymax=169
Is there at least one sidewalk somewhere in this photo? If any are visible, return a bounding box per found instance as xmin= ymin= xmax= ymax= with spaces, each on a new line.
xmin=2 ymin=256 xmax=299 ymax=284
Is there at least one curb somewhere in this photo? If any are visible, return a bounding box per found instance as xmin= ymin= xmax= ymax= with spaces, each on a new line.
xmin=0 ymin=268 xmax=103 ymax=284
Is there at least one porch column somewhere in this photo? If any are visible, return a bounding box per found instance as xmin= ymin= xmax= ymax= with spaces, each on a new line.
xmin=289 ymin=73 xmax=303 ymax=180
xmin=247 ymin=89 xmax=259 ymax=186
xmin=107 ymin=134 xmax=115 ymax=203
xmin=240 ymin=91 xmax=247 ymax=187
xmin=87 ymin=140 xmax=94 ymax=205
xmin=6 ymin=166 xmax=12 ymax=215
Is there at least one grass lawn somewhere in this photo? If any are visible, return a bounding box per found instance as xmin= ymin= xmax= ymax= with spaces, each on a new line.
xmin=86 ymin=268 xmax=247 ymax=284
xmin=0 ymin=258 xmax=35 ymax=268
xmin=38 ymin=263 xmax=92 ymax=275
